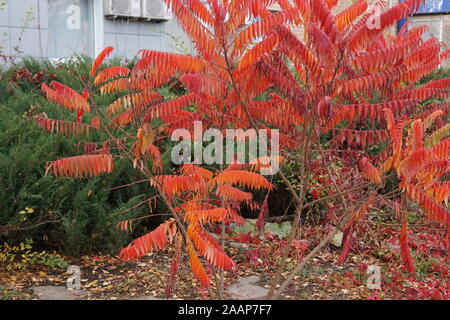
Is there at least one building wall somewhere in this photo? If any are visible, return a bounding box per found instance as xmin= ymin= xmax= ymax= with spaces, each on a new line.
xmin=409 ymin=14 xmax=450 ymax=68
xmin=0 ymin=0 xmax=49 ymax=59
xmin=103 ymin=16 xmax=194 ymax=59
xmin=276 ymin=0 xmax=450 ymax=69
xmin=0 ymin=0 xmax=448 ymax=68
xmin=0 ymin=0 xmax=193 ymax=62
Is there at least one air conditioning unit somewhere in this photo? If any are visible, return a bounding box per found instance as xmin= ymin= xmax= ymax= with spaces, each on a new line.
xmin=141 ymin=0 xmax=172 ymax=21
xmin=104 ymin=0 xmax=141 ymax=18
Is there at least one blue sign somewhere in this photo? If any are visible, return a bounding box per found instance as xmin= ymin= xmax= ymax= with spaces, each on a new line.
xmin=398 ymin=0 xmax=449 ymax=31
xmin=410 ymin=0 xmax=450 ymax=14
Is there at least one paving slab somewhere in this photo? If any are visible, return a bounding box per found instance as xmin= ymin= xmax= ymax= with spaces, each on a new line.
xmin=228 ymin=275 xmax=268 ymax=300
xmin=131 ymin=296 xmax=166 ymax=300
xmin=31 ymin=286 xmax=86 ymax=300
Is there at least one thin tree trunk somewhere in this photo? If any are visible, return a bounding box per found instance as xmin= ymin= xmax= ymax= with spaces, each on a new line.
xmin=269 ymin=212 xmax=352 ymax=300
